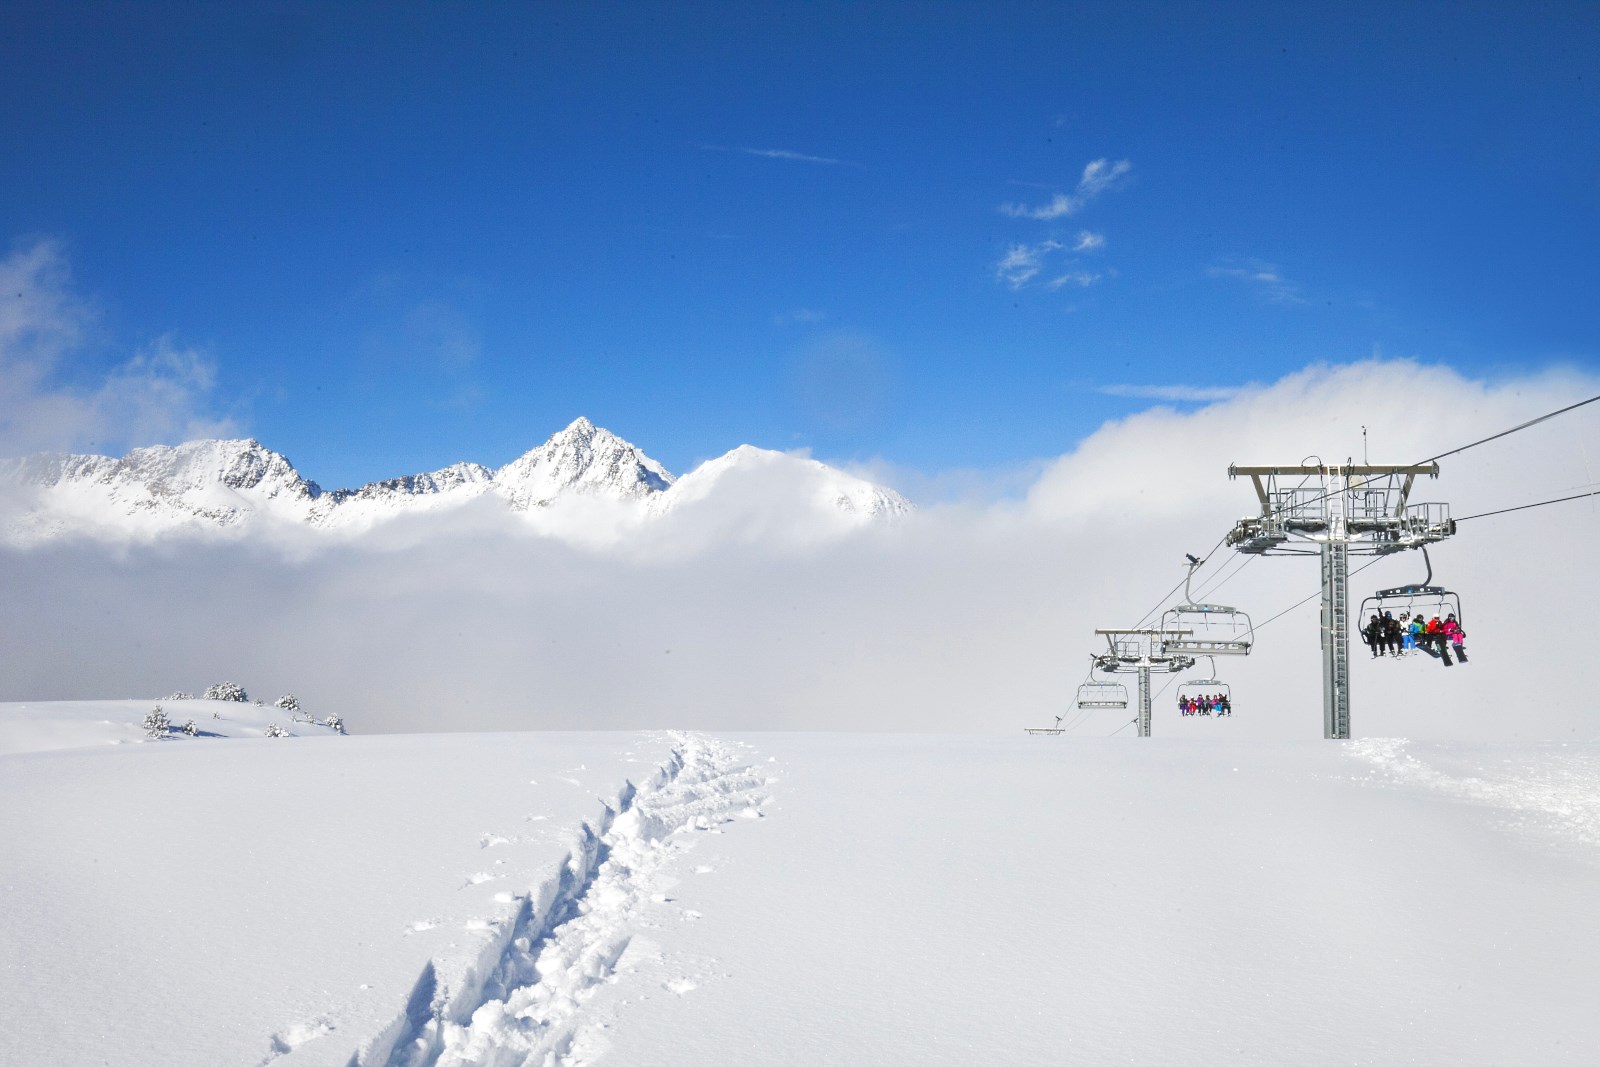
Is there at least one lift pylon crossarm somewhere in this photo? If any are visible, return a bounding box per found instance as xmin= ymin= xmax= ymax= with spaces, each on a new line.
xmin=1226 ymin=462 xmax=1455 ymax=556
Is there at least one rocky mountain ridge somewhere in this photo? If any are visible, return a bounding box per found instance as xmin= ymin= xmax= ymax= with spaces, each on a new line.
xmin=0 ymin=417 xmax=911 ymax=545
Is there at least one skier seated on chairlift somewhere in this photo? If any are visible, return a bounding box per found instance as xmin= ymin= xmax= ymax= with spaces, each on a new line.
xmin=1408 ymin=613 xmax=1429 ymax=654
xmin=1363 ymin=613 xmax=1386 ymax=658
xmin=1177 ymin=693 xmax=1231 ymax=717
xmin=1383 ymin=612 xmax=1404 ymax=655
xmin=1441 ymin=614 xmax=1468 ymax=663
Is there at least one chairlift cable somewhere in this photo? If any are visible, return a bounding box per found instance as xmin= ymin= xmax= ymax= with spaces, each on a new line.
xmin=1252 ymin=556 xmax=1385 ymax=633
xmin=1108 ymin=718 xmax=1138 ymax=737
xmin=1414 ymin=391 xmax=1600 ymax=466
xmin=1131 ymin=528 xmax=1233 ymax=628
xmin=1233 ymin=390 xmax=1600 ymax=521
xmin=1193 ymin=552 xmax=1256 ymax=602
xmin=1455 ymin=487 xmax=1600 ymax=523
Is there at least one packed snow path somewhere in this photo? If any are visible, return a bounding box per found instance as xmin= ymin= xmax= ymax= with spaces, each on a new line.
xmin=367 ymin=732 xmax=770 ymax=1067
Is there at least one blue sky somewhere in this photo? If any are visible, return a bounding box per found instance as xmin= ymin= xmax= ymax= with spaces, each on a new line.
xmin=3 ymin=1 xmax=1597 ymax=489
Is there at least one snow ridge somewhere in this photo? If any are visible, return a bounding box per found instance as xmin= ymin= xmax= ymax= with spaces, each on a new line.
xmin=357 ymin=733 xmax=768 ymax=1067
xmin=1348 ymin=738 xmax=1600 ymax=851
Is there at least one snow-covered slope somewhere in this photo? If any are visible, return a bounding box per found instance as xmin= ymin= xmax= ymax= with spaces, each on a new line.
xmin=0 ymin=697 xmax=345 ymax=756
xmin=647 ymin=444 xmax=911 ymax=549
xmin=658 ymin=444 xmax=911 ymax=521
xmin=3 ymin=722 xmax=1598 ymax=1066
xmin=0 ymin=418 xmax=909 ymax=546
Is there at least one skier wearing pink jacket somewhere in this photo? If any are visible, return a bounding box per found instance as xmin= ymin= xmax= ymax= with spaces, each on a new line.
xmin=1440 ymin=614 xmax=1468 ymax=664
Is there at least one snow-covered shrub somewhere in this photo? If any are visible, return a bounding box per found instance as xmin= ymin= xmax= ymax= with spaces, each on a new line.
xmin=142 ymin=706 xmax=169 ymax=739
xmin=165 ymin=691 xmax=193 ymax=700
xmin=253 ymin=698 xmax=264 ymax=706
xmin=181 ymin=720 xmax=198 ymax=737
xmin=204 ymin=681 xmax=249 ymax=702
xmin=264 ymin=723 xmax=288 ymax=738
xmin=323 ymin=714 xmax=345 ymax=735
xmin=274 ymin=693 xmax=300 ymax=713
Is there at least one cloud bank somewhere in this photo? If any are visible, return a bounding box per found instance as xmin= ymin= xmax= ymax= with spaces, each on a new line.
xmin=0 ymin=239 xmax=232 ymax=458
xmin=2 ymin=360 xmax=1596 ymax=744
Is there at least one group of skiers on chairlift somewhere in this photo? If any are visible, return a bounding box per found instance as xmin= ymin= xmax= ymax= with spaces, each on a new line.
xmin=1177 ymin=692 xmax=1232 ymax=717
xmin=1362 ymin=609 xmax=1468 ymax=665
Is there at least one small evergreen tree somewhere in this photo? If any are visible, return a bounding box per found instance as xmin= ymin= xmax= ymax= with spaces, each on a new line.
xmin=182 ymin=720 xmax=199 ymax=737
xmin=264 ymin=723 xmax=288 ymax=738
xmin=203 ymin=681 xmax=249 ymax=702
xmin=274 ymin=694 xmax=300 ymax=713
xmin=142 ymin=706 xmax=169 ymax=739
xmin=323 ymin=714 xmax=345 ymax=735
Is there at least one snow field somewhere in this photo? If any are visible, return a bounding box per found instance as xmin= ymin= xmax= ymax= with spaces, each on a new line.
xmin=5 ymin=717 xmax=1600 ymax=1065
xmin=0 ymin=727 xmax=753 ymax=1067
xmin=597 ymin=735 xmax=1600 ymax=1066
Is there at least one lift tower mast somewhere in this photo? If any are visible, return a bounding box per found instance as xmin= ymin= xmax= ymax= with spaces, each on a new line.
xmin=1226 ymin=462 xmax=1456 ymax=739
xmin=1092 ymin=629 xmax=1195 ymax=737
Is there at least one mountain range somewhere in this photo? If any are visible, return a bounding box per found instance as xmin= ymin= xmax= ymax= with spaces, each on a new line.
xmin=0 ymin=418 xmax=911 ymax=546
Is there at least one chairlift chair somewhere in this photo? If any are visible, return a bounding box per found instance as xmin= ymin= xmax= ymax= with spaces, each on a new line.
xmin=1075 ymin=681 xmax=1129 ymax=710
xmin=1159 ymin=556 xmax=1255 ymax=656
xmin=1359 ymin=546 xmax=1463 ymax=628
xmin=1175 ymin=656 xmax=1233 ymax=715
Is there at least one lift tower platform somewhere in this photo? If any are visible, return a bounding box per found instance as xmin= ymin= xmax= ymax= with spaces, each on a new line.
xmin=1093 ymin=629 xmax=1195 ymax=737
xmin=1226 ymin=462 xmax=1456 ymax=739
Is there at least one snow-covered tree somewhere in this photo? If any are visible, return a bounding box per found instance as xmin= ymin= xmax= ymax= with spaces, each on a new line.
xmin=204 ymin=681 xmax=249 ymax=702
xmin=274 ymin=693 xmax=300 ymax=713
xmin=323 ymin=714 xmax=345 ymax=735
xmin=181 ymin=720 xmax=199 ymax=737
xmin=264 ymin=723 xmax=288 ymax=738
xmin=142 ymin=706 xmax=169 ymax=739
xmin=165 ymin=691 xmax=193 ymax=700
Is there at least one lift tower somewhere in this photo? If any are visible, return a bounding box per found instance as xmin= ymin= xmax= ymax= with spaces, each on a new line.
xmin=1093 ymin=629 xmax=1195 ymax=737
xmin=1226 ymin=462 xmax=1456 ymax=739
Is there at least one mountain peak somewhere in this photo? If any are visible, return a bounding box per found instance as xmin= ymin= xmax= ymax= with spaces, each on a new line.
xmin=494 ymin=419 xmax=674 ymax=510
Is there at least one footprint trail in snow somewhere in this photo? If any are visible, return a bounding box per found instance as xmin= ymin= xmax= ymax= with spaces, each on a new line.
xmin=381 ymin=732 xmax=769 ymax=1067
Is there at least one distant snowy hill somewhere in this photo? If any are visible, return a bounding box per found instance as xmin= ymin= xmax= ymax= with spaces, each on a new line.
xmin=0 ymin=417 xmax=910 ymax=545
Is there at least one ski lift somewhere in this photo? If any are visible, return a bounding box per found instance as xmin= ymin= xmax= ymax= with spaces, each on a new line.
xmin=1076 ymin=679 xmax=1129 ymax=710
xmin=1359 ymin=546 xmax=1463 ymax=629
xmin=1160 ymin=555 xmax=1254 ymax=656
xmin=1175 ymin=656 xmax=1233 ymax=717
xmin=1025 ymin=715 xmax=1066 ymax=736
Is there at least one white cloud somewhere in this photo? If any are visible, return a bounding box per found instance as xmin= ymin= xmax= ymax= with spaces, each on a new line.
xmin=1046 ymin=270 xmax=1101 ymax=289
xmin=996 ymin=240 xmax=1062 ymax=288
xmin=1073 ymin=231 xmax=1105 ymax=253
xmin=1001 ymin=158 xmax=1132 ymax=219
xmin=702 ymin=144 xmax=850 ymax=165
xmin=4 ymin=359 xmax=1597 ymax=744
xmin=1097 ymin=383 xmax=1243 ymax=402
xmin=774 ymin=308 xmax=828 ymax=325
xmin=0 ymin=239 xmax=232 ymax=456
xmin=1208 ymin=261 xmax=1304 ymax=305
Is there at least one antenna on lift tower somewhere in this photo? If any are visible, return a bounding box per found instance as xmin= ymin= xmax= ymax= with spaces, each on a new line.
xmin=1091 ymin=629 xmax=1195 ymax=737
xmin=1225 ymin=459 xmax=1457 ymax=738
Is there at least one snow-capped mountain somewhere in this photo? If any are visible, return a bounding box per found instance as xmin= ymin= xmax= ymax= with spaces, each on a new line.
xmin=493 ymin=416 xmax=673 ymax=511
xmin=0 ymin=418 xmax=910 ymax=546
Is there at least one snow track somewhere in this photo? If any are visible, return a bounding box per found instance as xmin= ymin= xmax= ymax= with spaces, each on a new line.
xmin=358 ymin=733 xmax=768 ymax=1067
